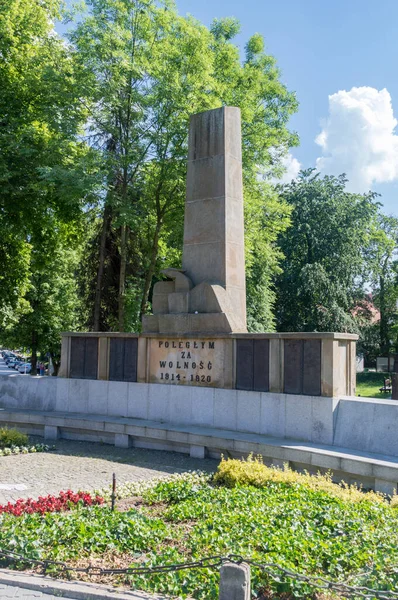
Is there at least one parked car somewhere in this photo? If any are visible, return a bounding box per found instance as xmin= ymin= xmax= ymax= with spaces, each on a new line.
xmin=7 ymin=359 xmax=18 ymax=368
xmin=18 ymin=363 xmax=31 ymax=374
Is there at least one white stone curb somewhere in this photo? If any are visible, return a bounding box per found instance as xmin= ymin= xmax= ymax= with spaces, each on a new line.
xmin=0 ymin=568 xmax=168 ymax=600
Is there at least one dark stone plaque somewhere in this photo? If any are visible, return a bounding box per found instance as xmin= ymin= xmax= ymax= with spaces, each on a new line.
xmin=236 ymin=339 xmax=254 ymax=390
xmin=84 ymin=337 xmax=98 ymax=380
xmin=109 ymin=338 xmax=124 ymax=382
xmin=109 ymin=338 xmax=138 ymax=382
xmin=69 ymin=337 xmax=85 ymax=379
xmin=284 ymin=339 xmax=303 ymax=394
xmin=253 ymin=339 xmax=270 ymax=392
xmin=70 ymin=337 xmax=98 ymax=380
xmin=123 ymin=338 xmax=138 ymax=382
xmin=303 ymin=339 xmax=321 ymax=396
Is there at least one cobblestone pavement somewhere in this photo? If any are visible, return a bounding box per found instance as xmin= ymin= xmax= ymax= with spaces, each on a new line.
xmin=0 ymin=584 xmax=47 ymax=599
xmin=0 ymin=584 xmax=152 ymax=600
xmin=0 ymin=571 xmax=158 ymax=600
xmin=0 ymin=584 xmax=66 ymax=600
xmin=0 ymin=438 xmax=218 ymax=503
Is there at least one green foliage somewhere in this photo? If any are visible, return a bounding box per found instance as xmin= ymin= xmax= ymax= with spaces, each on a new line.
xmin=276 ymin=169 xmax=380 ymax=332
xmin=3 ymin=469 xmax=398 ymax=599
xmin=0 ymin=505 xmax=169 ymax=562
xmin=213 ymin=455 xmax=384 ymax=503
xmin=0 ymin=0 xmax=299 ymax=339
xmin=365 ymin=214 xmax=398 ymax=355
xmin=245 ymin=182 xmax=292 ymax=331
xmin=0 ymin=0 xmax=97 ymax=360
xmin=245 ymin=32 xmax=265 ymax=60
xmin=0 ymin=428 xmax=28 ymax=449
xmin=66 ymin=0 xmax=298 ymax=331
xmin=0 ymin=443 xmax=53 ymax=456
xmin=210 ymin=17 xmax=241 ymax=41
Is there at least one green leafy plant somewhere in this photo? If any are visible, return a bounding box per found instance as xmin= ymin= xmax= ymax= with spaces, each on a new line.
xmin=0 ymin=428 xmax=28 ymax=448
xmin=2 ymin=467 xmax=398 ymax=598
xmin=213 ymin=454 xmax=385 ymax=503
xmin=0 ymin=443 xmax=54 ymax=457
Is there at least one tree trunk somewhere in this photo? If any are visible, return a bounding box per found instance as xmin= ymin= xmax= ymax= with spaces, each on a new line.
xmin=93 ymin=204 xmax=111 ymax=331
xmin=379 ymin=272 xmax=389 ymax=355
xmin=140 ymin=221 xmax=162 ymax=318
xmin=31 ymin=330 xmax=38 ymax=376
xmin=118 ymin=224 xmax=128 ymax=331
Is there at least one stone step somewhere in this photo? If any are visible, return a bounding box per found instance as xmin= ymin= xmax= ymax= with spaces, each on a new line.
xmin=1 ymin=407 xmax=397 ymax=495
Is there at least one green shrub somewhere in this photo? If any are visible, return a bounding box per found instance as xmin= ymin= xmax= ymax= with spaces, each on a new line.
xmin=0 ymin=428 xmax=28 ymax=448
xmin=214 ymin=454 xmax=385 ymax=504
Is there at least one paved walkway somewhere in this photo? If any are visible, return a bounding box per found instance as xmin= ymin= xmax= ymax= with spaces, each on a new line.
xmin=0 ymin=438 xmax=217 ymax=503
xmin=0 ymin=569 xmax=163 ymax=600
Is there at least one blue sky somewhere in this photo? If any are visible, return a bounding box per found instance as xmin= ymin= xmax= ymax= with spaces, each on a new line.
xmin=58 ymin=0 xmax=398 ymax=216
xmin=175 ymin=0 xmax=398 ymax=216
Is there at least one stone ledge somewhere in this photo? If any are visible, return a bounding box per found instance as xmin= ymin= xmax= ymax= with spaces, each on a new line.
xmin=0 ymin=568 xmax=166 ymax=600
xmin=1 ymin=408 xmax=398 ymax=494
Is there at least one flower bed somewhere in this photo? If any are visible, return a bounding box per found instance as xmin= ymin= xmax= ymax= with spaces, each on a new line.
xmin=1 ymin=462 xmax=398 ymax=599
xmin=0 ymin=443 xmax=55 ymax=456
xmin=0 ymin=491 xmax=104 ymax=516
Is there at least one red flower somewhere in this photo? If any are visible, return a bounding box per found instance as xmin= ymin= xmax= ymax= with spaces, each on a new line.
xmin=0 ymin=491 xmax=104 ymax=516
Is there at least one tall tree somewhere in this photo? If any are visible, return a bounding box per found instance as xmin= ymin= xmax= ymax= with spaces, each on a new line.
xmin=367 ymin=214 xmax=398 ymax=354
xmin=0 ymin=0 xmax=97 ymax=363
xmin=69 ymin=4 xmax=298 ymax=332
xmin=275 ymin=169 xmax=379 ymax=332
xmin=2 ymin=220 xmax=85 ymax=373
xmin=68 ymin=0 xmax=219 ymax=330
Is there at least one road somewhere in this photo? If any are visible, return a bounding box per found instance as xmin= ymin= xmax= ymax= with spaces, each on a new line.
xmin=0 ymin=356 xmax=24 ymax=376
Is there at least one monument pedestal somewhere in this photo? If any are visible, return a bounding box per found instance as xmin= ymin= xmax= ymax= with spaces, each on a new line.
xmin=60 ymin=331 xmax=357 ymax=397
xmin=141 ymin=335 xmax=234 ymax=388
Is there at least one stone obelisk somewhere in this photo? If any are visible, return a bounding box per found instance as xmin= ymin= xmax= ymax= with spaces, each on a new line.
xmin=182 ymin=106 xmax=246 ymax=329
xmin=142 ymin=106 xmax=247 ymax=334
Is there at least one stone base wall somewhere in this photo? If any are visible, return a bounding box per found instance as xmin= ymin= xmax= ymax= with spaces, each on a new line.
xmin=1 ymin=375 xmax=398 ymax=458
xmin=59 ymin=331 xmax=358 ymax=398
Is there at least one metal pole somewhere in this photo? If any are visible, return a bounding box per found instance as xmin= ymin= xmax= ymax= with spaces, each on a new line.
xmin=111 ymin=472 xmax=116 ymax=511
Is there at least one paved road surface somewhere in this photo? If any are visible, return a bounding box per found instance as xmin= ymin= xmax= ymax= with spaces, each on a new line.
xmin=0 ymin=583 xmax=62 ymax=600
xmin=0 ymin=357 xmax=22 ymax=376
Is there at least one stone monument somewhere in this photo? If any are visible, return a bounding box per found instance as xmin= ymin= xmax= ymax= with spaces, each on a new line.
xmin=142 ymin=106 xmax=247 ymax=335
xmin=59 ymin=106 xmax=358 ymax=396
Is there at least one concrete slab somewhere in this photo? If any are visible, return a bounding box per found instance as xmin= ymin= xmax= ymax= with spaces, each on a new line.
xmin=214 ymin=389 xmax=237 ymax=430
xmin=3 ymin=406 xmax=398 ymax=492
xmin=88 ymin=380 xmax=108 ymax=416
xmin=191 ymin=387 xmax=214 ymax=427
xmin=259 ymin=392 xmax=285 ymax=437
xmin=147 ymin=385 xmax=170 ymax=422
xmin=107 ymin=381 xmax=128 ymax=417
xmin=236 ymin=391 xmax=261 ymax=434
xmin=127 ymin=383 xmax=149 ymax=420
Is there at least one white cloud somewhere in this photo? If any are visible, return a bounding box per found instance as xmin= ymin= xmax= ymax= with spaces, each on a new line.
xmin=315 ymin=86 xmax=398 ymax=192
xmin=278 ymin=153 xmax=301 ymax=183
xmin=263 ymin=150 xmax=301 ymax=185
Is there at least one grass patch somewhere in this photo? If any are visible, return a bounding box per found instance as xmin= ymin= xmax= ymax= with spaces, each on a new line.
xmin=356 ymin=371 xmax=391 ymax=399
xmin=1 ymin=462 xmax=398 ymax=599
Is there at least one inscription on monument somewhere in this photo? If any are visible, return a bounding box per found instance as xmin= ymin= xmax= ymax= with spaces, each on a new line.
xmin=148 ymin=338 xmax=224 ymax=387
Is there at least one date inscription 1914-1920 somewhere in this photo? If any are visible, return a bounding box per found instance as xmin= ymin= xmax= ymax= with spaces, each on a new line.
xmin=149 ymin=339 xmax=221 ymax=387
